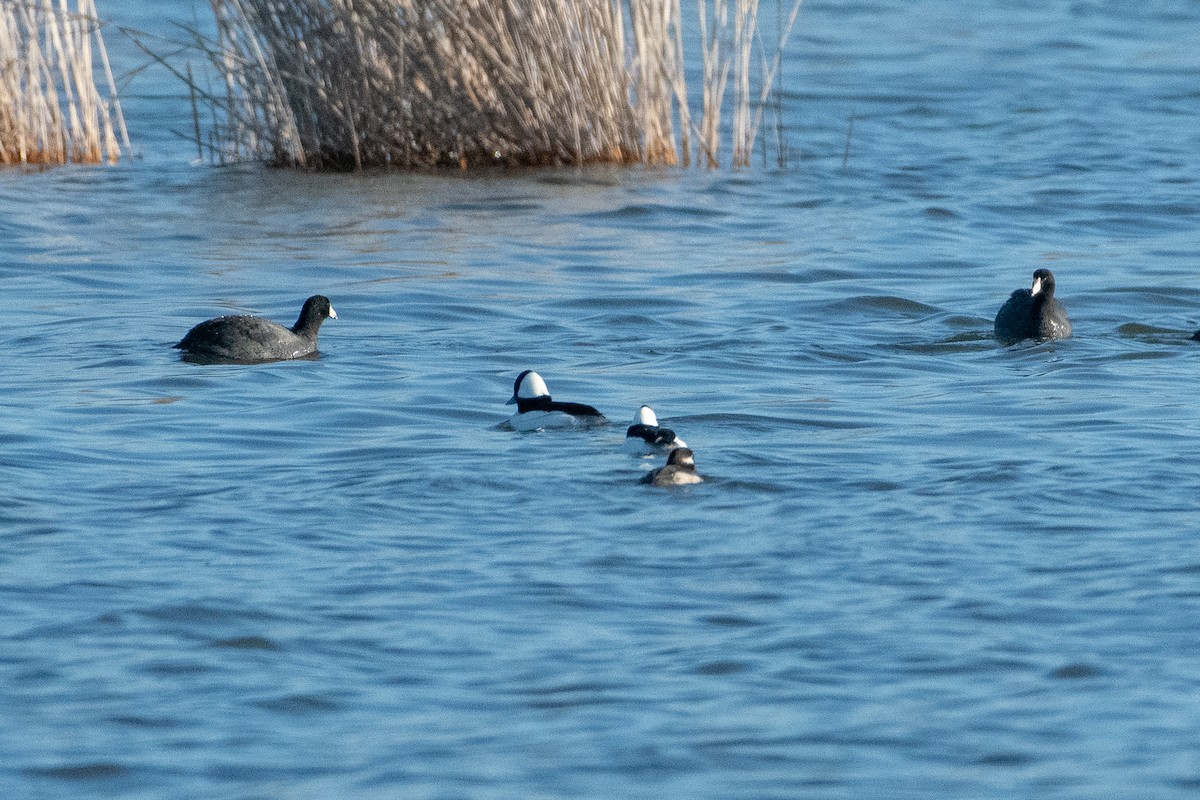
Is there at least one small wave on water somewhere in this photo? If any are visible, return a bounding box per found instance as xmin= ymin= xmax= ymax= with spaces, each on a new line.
xmin=1116 ymin=322 xmax=1198 ymax=340
xmin=826 ymin=294 xmax=941 ymax=316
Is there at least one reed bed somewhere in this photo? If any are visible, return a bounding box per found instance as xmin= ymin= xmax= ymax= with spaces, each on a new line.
xmin=193 ymin=0 xmax=802 ymax=169
xmin=0 ymin=0 xmax=128 ymax=165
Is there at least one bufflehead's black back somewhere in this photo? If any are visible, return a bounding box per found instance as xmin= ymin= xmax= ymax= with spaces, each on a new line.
xmin=642 ymin=447 xmax=703 ymax=487
xmin=175 ymin=295 xmax=336 ymax=363
xmin=994 ymin=269 xmax=1071 ymax=345
xmin=506 ymin=370 xmax=606 ymax=431
xmin=624 ymin=405 xmax=686 ymax=455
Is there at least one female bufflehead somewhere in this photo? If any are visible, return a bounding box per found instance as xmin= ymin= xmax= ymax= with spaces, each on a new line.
xmin=994 ymin=269 xmax=1071 ymax=345
xmin=641 ymin=447 xmax=703 ymax=487
xmin=506 ymin=370 xmax=607 ymax=431
xmin=624 ymin=405 xmax=687 ymax=455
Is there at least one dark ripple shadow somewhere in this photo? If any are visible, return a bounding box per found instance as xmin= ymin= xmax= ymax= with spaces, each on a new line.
xmin=254 ymin=693 xmax=346 ymax=715
xmin=437 ymin=200 xmax=544 ymax=213
xmin=1117 ymin=322 xmax=1198 ymax=344
xmin=583 ymin=313 xmax=674 ymax=330
xmin=585 ymin=203 xmax=728 ymax=221
xmin=1048 ymin=663 xmax=1104 ymax=680
xmin=511 ymin=680 xmax=629 ymax=710
xmin=1101 ymin=285 xmax=1200 ymax=308
xmin=24 ymin=763 xmax=128 ymax=780
xmin=138 ymin=660 xmax=216 ymax=677
xmin=676 ymin=412 xmax=870 ymax=431
xmin=700 ymin=477 xmax=794 ymax=494
xmin=889 ymin=329 xmax=998 ymax=355
xmin=404 ymin=301 xmax=515 ymax=324
xmin=699 ymin=268 xmax=857 ymax=285
xmin=138 ymin=603 xmax=289 ymax=626
xmin=974 ymin=751 xmax=1039 ymax=767
xmin=825 ymin=295 xmax=941 ymax=316
xmin=211 ymin=635 xmax=283 ymax=651
xmin=700 ymin=614 xmax=765 ymax=628
xmin=107 ymin=715 xmax=185 ymax=729
xmin=542 ymin=295 xmax=702 ymax=312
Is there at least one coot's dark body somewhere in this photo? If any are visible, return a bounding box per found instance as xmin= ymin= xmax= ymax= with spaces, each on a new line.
xmin=176 ymin=295 xmax=336 ymax=363
xmin=994 ymin=269 xmax=1071 ymax=345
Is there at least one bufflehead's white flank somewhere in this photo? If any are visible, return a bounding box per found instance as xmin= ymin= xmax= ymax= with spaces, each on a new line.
xmin=624 ymin=405 xmax=687 ymax=455
xmin=506 ymin=370 xmax=607 ymax=431
xmin=641 ymin=447 xmax=703 ymax=487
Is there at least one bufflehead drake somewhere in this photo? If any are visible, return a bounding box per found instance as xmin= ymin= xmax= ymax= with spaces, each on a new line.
xmin=641 ymin=447 xmax=703 ymax=487
xmin=506 ymin=370 xmax=607 ymax=431
xmin=624 ymin=405 xmax=687 ymax=455
xmin=994 ymin=269 xmax=1071 ymax=345
xmin=175 ymin=295 xmax=336 ymax=363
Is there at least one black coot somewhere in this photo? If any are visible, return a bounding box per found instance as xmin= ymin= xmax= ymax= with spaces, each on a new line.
xmin=994 ymin=269 xmax=1071 ymax=345
xmin=175 ymin=295 xmax=336 ymax=363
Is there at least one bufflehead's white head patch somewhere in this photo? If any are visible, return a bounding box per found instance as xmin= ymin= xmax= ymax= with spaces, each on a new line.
xmin=507 ymin=370 xmax=550 ymax=404
xmin=625 ymin=404 xmax=685 ymax=454
xmin=634 ymin=405 xmax=659 ymax=426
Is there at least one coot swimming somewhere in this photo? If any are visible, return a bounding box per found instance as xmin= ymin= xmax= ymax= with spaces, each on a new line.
xmin=994 ymin=269 xmax=1070 ymax=345
xmin=175 ymin=295 xmax=336 ymax=363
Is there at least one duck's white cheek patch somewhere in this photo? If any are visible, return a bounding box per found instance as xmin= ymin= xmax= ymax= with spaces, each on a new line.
xmin=519 ymin=372 xmax=551 ymax=398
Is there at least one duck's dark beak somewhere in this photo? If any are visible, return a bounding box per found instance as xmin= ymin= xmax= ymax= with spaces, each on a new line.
xmin=506 ymin=394 xmax=518 ymax=405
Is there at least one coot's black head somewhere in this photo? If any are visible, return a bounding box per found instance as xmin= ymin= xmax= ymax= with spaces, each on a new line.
xmin=294 ymin=295 xmax=337 ymax=333
xmin=1031 ymin=269 xmax=1056 ymax=299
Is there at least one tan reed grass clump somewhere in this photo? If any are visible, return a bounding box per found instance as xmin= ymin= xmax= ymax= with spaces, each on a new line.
xmin=0 ymin=0 xmax=129 ymax=166
xmin=193 ymin=0 xmax=802 ymax=170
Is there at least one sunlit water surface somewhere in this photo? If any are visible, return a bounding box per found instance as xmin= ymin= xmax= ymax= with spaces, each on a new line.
xmin=3 ymin=1 xmax=1200 ymax=797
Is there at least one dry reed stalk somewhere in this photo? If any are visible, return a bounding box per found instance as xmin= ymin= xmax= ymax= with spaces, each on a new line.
xmin=697 ymin=0 xmax=803 ymax=167
xmin=730 ymin=0 xmax=756 ymax=167
xmin=0 ymin=0 xmax=129 ymax=165
xmin=750 ymin=0 xmax=804 ymax=165
xmin=630 ymin=0 xmax=680 ymax=164
xmin=193 ymin=0 xmax=803 ymax=170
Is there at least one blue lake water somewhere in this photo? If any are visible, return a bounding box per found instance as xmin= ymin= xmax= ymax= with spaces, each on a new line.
xmin=3 ymin=0 xmax=1200 ymax=797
